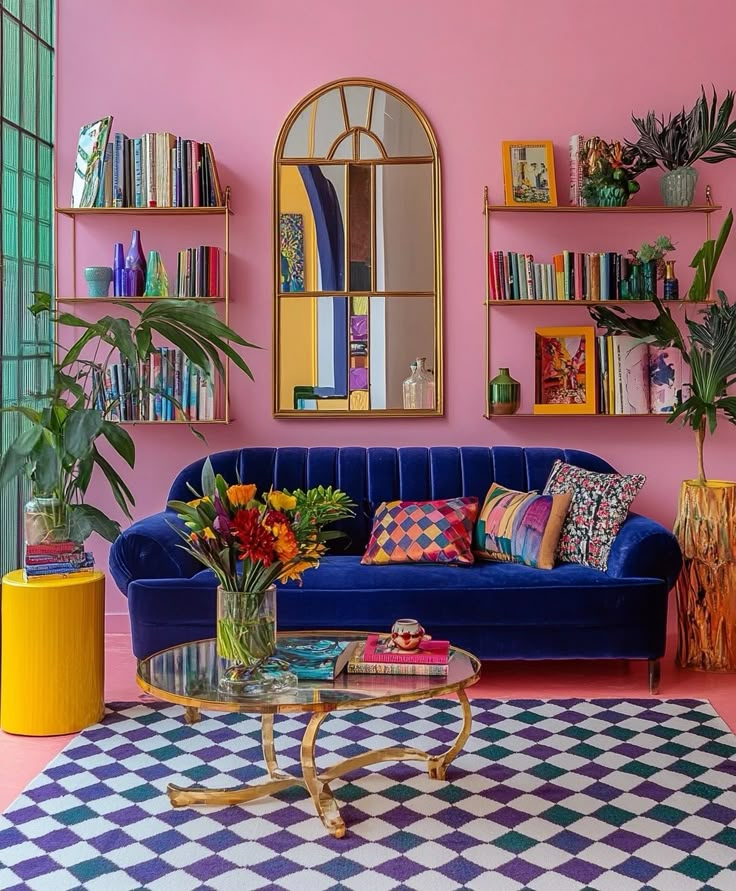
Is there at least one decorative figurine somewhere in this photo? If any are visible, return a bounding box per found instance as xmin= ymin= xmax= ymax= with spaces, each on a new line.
xmin=389 ymin=618 xmax=431 ymax=651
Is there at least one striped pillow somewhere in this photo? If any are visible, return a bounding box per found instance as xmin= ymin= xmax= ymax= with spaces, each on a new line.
xmin=473 ymin=483 xmax=571 ymax=570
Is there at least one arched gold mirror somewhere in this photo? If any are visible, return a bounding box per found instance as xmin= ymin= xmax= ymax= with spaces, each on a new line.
xmin=273 ymin=78 xmax=442 ymax=417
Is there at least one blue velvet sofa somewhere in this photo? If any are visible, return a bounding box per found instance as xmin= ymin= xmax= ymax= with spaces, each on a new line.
xmin=110 ymin=446 xmax=682 ymax=692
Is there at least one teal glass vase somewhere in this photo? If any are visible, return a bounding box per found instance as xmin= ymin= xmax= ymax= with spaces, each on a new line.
xmin=489 ymin=367 xmax=520 ymax=415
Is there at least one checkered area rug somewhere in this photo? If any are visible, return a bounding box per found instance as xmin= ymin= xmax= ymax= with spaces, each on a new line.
xmin=1 ymin=699 xmax=735 ymax=891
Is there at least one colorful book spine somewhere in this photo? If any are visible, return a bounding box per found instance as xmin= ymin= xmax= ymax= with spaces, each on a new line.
xmin=348 ymin=645 xmax=449 ymax=676
xmin=363 ymin=635 xmax=449 ymax=664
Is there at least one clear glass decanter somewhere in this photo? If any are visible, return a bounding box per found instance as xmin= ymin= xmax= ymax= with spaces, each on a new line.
xmin=402 ymin=357 xmax=435 ymax=410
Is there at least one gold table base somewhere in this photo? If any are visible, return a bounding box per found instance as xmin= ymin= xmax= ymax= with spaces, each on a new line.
xmin=167 ymin=689 xmax=473 ymax=838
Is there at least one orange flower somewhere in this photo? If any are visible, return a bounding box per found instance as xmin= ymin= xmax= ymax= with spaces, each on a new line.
xmin=189 ymin=532 xmax=198 ymax=542
xmin=227 ymin=484 xmax=256 ymax=508
xmin=272 ymin=523 xmax=299 ymax=562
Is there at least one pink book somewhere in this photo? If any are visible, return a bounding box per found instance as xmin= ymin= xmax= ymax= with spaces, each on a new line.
xmin=363 ymin=634 xmax=450 ymax=664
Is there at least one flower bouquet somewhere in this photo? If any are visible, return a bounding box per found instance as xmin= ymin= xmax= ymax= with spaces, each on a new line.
xmin=169 ymin=459 xmax=355 ymax=695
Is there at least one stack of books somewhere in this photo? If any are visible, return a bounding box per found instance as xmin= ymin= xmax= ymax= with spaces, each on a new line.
xmin=175 ymin=246 xmax=221 ymax=298
xmin=489 ymin=250 xmax=657 ymax=302
xmin=24 ymin=542 xmax=95 ymax=579
xmin=348 ymin=634 xmax=451 ymax=676
xmin=96 ymin=131 xmax=223 ymax=208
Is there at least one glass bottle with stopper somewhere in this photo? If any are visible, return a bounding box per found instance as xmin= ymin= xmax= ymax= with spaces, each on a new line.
xmin=402 ymin=358 xmax=435 ymax=409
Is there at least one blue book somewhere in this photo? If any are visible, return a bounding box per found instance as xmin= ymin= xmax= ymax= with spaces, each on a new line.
xmin=273 ymin=638 xmax=359 ymax=681
xmin=133 ymin=138 xmax=143 ymax=207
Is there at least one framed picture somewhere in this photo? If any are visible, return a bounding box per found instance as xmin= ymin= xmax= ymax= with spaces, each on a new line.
xmin=502 ymin=140 xmax=557 ymax=207
xmin=70 ymin=116 xmax=113 ymax=208
xmin=534 ymin=326 xmax=596 ymax=414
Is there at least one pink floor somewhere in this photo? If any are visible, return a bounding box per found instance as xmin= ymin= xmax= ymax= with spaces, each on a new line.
xmin=2 ymin=610 xmax=736 ymax=815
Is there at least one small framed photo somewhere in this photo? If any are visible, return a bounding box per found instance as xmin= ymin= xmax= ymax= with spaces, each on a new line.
xmin=502 ymin=140 xmax=557 ymax=207
xmin=534 ymin=326 xmax=596 ymax=414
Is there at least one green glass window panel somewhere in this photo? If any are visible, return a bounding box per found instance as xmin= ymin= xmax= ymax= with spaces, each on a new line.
xmin=39 ymin=142 xmax=51 ymax=179
xmin=21 ymin=215 xmax=36 ymax=259
xmin=21 ymin=0 xmax=36 ymax=31
xmin=38 ymin=44 xmax=53 ymax=141
xmin=3 ymin=0 xmax=20 ymax=17
xmin=2 ymin=210 xmax=18 ymax=256
xmin=2 ymin=15 xmax=20 ymax=124
xmin=21 ymin=31 xmax=38 ymax=133
xmin=38 ymin=0 xmax=52 ymax=42
xmin=2 ymin=259 xmax=19 ymax=355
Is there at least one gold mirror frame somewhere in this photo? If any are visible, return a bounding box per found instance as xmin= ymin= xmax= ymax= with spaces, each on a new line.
xmin=272 ymin=77 xmax=443 ymax=417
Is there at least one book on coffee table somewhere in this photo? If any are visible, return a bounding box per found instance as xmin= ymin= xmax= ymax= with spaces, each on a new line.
xmin=363 ymin=634 xmax=450 ymax=664
xmin=274 ymin=638 xmax=359 ymax=680
xmin=347 ymin=642 xmax=449 ymax=676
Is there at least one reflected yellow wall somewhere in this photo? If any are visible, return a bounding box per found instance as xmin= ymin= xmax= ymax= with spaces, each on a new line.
xmin=279 ymin=168 xmax=318 ymax=408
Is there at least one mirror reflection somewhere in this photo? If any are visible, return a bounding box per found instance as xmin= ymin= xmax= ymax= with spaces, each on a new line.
xmin=275 ymin=79 xmax=442 ymax=416
xmin=278 ymin=296 xmax=435 ymax=411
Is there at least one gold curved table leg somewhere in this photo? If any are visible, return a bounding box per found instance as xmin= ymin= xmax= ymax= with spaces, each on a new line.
xmin=301 ymin=712 xmax=346 ymax=838
xmin=262 ymin=713 xmax=293 ymax=780
xmin=427 ymin=688 xmax=473 ymax=780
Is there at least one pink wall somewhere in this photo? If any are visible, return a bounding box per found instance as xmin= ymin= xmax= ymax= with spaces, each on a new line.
xmin=57 ymin=0 xmax=736 ymax=616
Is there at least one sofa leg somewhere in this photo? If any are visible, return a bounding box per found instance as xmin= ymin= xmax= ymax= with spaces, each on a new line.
xmin=648 ymin=659 xmax=661 ymax=695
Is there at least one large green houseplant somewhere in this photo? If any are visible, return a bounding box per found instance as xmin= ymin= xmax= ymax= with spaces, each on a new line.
xmin=590 ymin=211 xmax=736 ymax=671
xmin=0 ymin=295 xmax=256 ymax=544
xmin=629 ymin=87 xmax=736 ymax=206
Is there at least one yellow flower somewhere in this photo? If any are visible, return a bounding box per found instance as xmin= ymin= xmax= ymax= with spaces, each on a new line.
xmin=227 ymin=484 xmax=257 ymax=508
xmin=188 ymin=496 xmax=211 ymax=508
xmin=268 ymin=490 xmax=297 ymax=511
xmin=202 ymin=527 xmax=216 ymax=540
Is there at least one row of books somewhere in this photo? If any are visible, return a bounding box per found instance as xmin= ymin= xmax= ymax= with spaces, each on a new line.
xmin=176 ymin=246 xmax=221 ymax=298
xmin=24 ymin=542 xmax=95 ymax=579
xmin=93 ymin=348 xmax=219 ymax=422
xmin=489 ymin=250 xmax=657 ymax=302
xmin=96 ymin=132 xmax=223 ymax=208
xmin=597 ymin=337 xmax=683 ymax=415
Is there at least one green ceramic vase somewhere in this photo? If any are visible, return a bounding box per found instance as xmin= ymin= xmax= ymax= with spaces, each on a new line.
xmin=489 ymin=367 xmax=520 ymax=415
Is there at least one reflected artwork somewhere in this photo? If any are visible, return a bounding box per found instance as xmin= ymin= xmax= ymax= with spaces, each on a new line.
xmin=279 ymin=213 xmax=305 ymax=292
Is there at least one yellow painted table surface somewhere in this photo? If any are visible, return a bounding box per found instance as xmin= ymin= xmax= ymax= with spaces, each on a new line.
xmin=1 ymin=569 xmax=105 ymax=736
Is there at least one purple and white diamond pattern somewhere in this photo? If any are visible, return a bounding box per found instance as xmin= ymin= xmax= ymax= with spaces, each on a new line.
xmin=1 ymin=698 xmax=735 ymax=890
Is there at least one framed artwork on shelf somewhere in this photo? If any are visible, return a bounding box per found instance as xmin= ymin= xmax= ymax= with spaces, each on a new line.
xmin=502 ymin=140 xmax=557 ymax=207
xmin=534 ymin=325 xmax=596 ymax=414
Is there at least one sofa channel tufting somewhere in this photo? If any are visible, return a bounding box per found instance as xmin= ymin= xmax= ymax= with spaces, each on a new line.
xmin=110 ymin=446 xmax=682 ymax=693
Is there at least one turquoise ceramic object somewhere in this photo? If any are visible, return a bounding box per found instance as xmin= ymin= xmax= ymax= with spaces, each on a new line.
xmin=84 ymin=266 xmax=113 ymax=297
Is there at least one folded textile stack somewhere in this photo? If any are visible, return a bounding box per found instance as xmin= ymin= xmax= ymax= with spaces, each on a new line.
xmin=24 ymin=542 xmax=95 ymax=579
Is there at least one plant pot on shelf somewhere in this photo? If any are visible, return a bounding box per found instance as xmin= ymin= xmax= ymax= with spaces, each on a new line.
xmin=660 ymin=166 xmax=698 ymax=207
xmin=216 ymin=584 xmax=296 ymax=696
xmin=593 ymin=184 xmax=630 ymax=207
xmin=674 ymin=479 xmax=736 ymax=671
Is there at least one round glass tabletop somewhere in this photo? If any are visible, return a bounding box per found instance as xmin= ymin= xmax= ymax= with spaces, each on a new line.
xmin=137 ymin=630 xmax=481 ymax=714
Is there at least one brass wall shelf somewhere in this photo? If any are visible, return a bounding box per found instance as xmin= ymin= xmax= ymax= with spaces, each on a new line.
xmin=54 ymin=187 xmax=232 ymax=422
xmin=484 ymin=185 xmax=722 ymax=417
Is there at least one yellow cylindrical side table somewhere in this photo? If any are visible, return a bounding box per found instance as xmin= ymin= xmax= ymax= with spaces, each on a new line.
xmin=1 ymin=569 xmax=105 ymax=735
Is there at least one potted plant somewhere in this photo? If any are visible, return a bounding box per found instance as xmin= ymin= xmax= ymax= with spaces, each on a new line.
xmin=580 ymin=137 xmax=653 ymax=206
xmin=589 ymin=210 xmax=736 ymax=671
xmin=630 ymin=87 xmax=736 ymax=206
xmin=169 ymin=461 xmax=355 ymax=695
xmin=626 ymin=235 xmax=676 ymax=299
xmin=0 ymin=294 xmax=257 ymax=548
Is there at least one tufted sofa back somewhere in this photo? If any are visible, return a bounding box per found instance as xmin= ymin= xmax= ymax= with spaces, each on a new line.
xmin=167 ymin=446 xmax=616 ymax=556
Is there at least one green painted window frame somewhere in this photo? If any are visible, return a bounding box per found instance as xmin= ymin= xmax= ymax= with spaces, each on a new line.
xmin=0 ymin=0 xmax=54 ymax=576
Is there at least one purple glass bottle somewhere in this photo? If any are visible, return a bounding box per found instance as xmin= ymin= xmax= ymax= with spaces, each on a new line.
xmin=113 ymin=242 xmax=125 ymax=296
xmin=125 ymin=229 xmax=147 ymax=297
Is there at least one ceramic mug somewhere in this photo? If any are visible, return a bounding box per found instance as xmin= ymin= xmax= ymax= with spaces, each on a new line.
xmin=390 ymin=618 xmax=430 ymax=651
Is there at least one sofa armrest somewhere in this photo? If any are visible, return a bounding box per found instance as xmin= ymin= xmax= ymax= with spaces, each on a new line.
xmin=109 ymin=509 xmax=200 ymax=597
xmin=606 ymin=512 xmax=682 ymax=591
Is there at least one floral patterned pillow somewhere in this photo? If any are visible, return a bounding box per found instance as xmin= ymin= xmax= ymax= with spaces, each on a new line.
xmin=542 ymin=460 xmax=645 ymax=571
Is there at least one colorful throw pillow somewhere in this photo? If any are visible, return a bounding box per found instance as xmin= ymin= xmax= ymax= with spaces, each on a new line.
xmin=361 ymin=497 xmax=478 ymax=566
xmin=543 ymin=460 xmax=645 ymax=571
xmin=473 ymin=483 xmax=572 ymax=570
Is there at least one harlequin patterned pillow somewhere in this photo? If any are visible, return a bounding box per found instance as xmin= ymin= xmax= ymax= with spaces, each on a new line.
xmin=361 ymin=498 xmax=478 ymax=565
xmin=543 ymin=460 xmax=645 ymax=571
xmin=473 ymin=483 xmax=572 ymax=570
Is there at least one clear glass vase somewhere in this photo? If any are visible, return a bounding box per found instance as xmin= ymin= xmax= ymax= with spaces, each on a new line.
xmin=24 ymin=496 xmax=70 ymax=547
xmin=402 ymin=357 xmax=435 ymax=410
xmin=216 ymin=584 xmax=297 ymax=696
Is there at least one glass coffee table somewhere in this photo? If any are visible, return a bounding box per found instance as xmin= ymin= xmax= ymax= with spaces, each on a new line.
xmin=137 ymin=630 xmax=481 ymax=837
